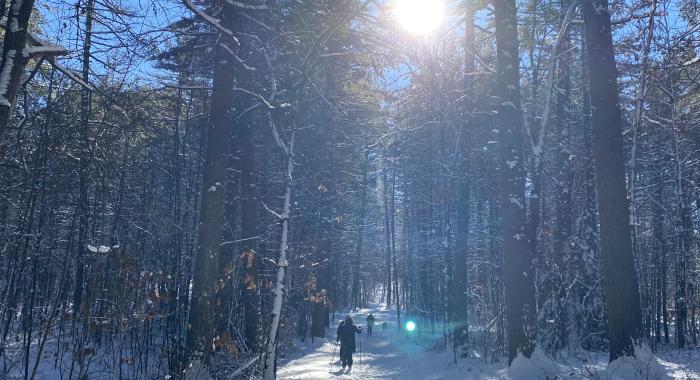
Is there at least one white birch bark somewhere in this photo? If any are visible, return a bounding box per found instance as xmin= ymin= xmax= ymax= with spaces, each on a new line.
xmin=262 ymin=122 xmax=295 ymax=380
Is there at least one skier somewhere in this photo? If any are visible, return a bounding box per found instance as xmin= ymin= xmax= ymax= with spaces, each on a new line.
xmin=336 ymin=315 xmax=362 ymax=371
xmin=366 ymin=313 xmax=376 ymax=336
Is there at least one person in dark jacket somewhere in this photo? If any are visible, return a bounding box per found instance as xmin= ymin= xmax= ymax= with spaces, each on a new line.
xmin=336 ymin=315 xmax=362 ymax=370
xmin=366 ymin=313 xmax=376 ymax=336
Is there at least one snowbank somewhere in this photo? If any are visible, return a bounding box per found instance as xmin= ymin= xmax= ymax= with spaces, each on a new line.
xmin=605 ymin=346 xmax=670 ymax=380
xmin=509 ymin=346 xmax=561 ymax=379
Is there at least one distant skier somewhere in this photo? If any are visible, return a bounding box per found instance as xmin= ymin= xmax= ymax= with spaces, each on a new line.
xmin=336 ymin=315 xmax=362 ymax=371
xmin=366 ymin=313 xmax=376 ymax=336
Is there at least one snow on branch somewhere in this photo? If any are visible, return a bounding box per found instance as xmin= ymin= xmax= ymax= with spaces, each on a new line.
xmin=182 ymin=0 xmax=236 ymax=38
xmin=468 ymin=48 xmax=497 ymax=74
xmin=220 ymin=236 xmax=261 ymax=246
xmin=611 ymin=11 xmax=665 ymax=25
xmin=230 ymin=357 xmax=259 ymax=377
xmin=270 ymin=118 xmax=289 ymax=155
xmin=0 ymin=30 xmax=69 ymax=104
xmin=226 ymin=0 xmax=268 ymax=10
xmin=22 ymin=45 xmax=67 ymax=58
xmin=261 ymin=200 xmax=283 ymax=220
xmin=220 ymin=43 xmax=257 ymax=71
xmin=23 ymin=33 xmax=94 ymax=91
xmin=87 ymin=244 xmax=111 ymax=254
xmin=53 ymin=64 xmax=95 ymax=91
xmin=233 ymin=87 xmax=277 ymax=108
xmin=0 ymin=50 xmax=16 ymax=106
xmin=26 ymin=33 xmax=67 ymax=56
xmin=531 ymin=0 xmax=578 ymax=168
xmin=684 ymin=56 xmax=699 ymax=66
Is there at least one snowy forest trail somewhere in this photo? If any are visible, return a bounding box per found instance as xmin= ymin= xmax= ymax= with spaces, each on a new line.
xmin=277 ymin=304 xmax=465 ymax=379
xmin=277 ymin=306 xmax=700 ymax=380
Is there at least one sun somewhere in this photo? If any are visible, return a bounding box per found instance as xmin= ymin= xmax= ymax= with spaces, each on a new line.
xmin=394 ymin=0 xmax=445 ymax=35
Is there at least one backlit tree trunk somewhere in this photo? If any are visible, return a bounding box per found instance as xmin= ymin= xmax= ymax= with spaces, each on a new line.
xmin=453 ymin=0 xmax=476 ymax=359
xmin=494 ymin=0 xmax=537 ymax=363
xmin=74 ymin=0 xmax=95 ymax=319
xmin=581 ymin=0 xmax=643 ymax=361
xmin=185 ymin=0 xmax=237 ymax=363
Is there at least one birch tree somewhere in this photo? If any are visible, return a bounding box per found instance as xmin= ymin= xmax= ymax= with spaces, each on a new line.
xmin=262 ymin=120 xmax=296 ymax=380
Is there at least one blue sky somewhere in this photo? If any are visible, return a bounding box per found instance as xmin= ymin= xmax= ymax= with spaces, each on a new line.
xmin=37 ymin=0 xmax=187 ymax=84
xmin=35 ymin=0 xmax=697 ymax=90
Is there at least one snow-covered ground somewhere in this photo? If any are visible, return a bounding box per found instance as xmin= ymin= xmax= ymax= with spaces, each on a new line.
xmin=277 ymin=305 xmax=700 ymax=380
xmin=278 ymin=305 xmax=466 ymax=379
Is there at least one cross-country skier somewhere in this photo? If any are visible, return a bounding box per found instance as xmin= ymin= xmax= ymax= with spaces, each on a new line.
xmin=366 ymin=313 xmax=376 ymax=336
xmin=336 ymin=315 xmax=362 ymax=371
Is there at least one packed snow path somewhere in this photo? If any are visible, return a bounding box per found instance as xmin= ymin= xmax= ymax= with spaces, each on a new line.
xmin=277 ymin=304 xmax=700 ymax=380
xmin=277 ymin=305 xmax=464 ymax=379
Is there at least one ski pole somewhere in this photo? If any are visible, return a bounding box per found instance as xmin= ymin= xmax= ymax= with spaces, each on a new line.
xmin=329 ymin=340 xmax=338 ymax=373
xmin=359 ymin=330 xmax=362 ymax=366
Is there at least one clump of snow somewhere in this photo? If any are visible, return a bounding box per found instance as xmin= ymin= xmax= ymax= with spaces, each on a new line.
xmin=605 ymin=345 xmax=670 ymax=380
xmin=509 ymin=346 xmax=561 ymax=379
xmin=683 ymin=56 xmax=699 ymax=66
xmin=501 ymin=100 xmax=518 ymax=109
xmin=183 ymin=359 xmax=213 ymax=380
xmin=9 ymin=0 xmax=22 ymax=32
xmin=0 ymin=50 xmax=16 ymax=106
xmin=87 ymin=244 xmax=111 ymax=253
xmin=22 ymin=45 xmax=67 ymax=57
xmin=208 ymin=182 xmax=222 ymax=192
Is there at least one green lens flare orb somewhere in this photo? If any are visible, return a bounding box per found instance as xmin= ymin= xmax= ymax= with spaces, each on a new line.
xmin=405 ymin=321 xmax=416 ymax=332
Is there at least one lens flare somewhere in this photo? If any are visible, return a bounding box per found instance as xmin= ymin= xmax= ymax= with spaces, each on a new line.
xmin=405 ymin=321 xmax=417 ymax=332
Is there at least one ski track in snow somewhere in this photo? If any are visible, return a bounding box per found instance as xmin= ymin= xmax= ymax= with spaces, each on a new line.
xmin=278 ymin=304 xmax=700 ymax=380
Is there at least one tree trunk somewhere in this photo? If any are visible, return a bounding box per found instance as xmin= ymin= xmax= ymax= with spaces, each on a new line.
xmin=74 ymin=0 xmax=95 ymax=320
xmin=262 ymin=128 xmax=295 ymax=380
xmin=453 ymin=0 xmax=476 ymax=359
xmin=494 ymin=0 xmax=537 ymax=363
xmin=581 ymin=0 xmax=643 ymax=361
xmin=352 ymin=151 xmax=369 ymax=309
xmin=652 ymin=189 xmax=665 ymax=346
xmin=552 ymin=0 xmax=573 ymax=350
xmin=383 ymin=160 xmax=392 ymax=307
xmin=391 ymin=162 xmax=399 ymax=324
xmin=239 ymin=110 xmax=260 ymax=352
xmin=185 ymin=1 xmax=237 ymax=363
xmin=673 ymin=129 xmax=689 ymax=349
xmin=0 ymin=0 xmax=36 ymax=139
